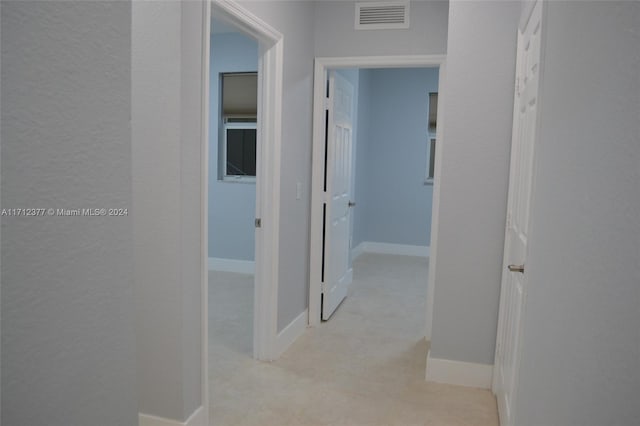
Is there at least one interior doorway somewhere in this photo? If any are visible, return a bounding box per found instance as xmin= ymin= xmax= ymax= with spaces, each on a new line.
xmin=204 ymin=0 xmax=284 ymax=376
xmin=208 ymin=13 xmax=260 ymax=384
xmin=309 ymin=56 xmax=447 ymax=346
xmin=203 ymin=1 xmax=285 ymax=421
xmin=320 ymin=66 xmax=440 ymax=324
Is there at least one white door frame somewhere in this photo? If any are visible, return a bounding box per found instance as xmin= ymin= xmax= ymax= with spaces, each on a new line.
xmin=203 ymin=0 xmax=284 ymax=379
xmin=309 ymin=55 xmax=447 ymax=341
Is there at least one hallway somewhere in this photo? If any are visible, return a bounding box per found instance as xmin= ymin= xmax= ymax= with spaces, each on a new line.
xmin=209 ymin=254 xmax=499 ymax=425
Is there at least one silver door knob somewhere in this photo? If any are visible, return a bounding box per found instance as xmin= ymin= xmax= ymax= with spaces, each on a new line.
xmin=348 ymin=201 xmax=356 ymax=207
xmin=508 ymin=264 xmax=525 ymax=273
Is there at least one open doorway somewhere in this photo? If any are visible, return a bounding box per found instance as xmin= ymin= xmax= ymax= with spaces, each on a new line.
xmin=204 ymin=2 xmax=285 ymax=417
xmin=207 ymin=14 xmax=259 ymax=385
xmin=309 ymin=56 xmax=446 ymax=364
xmin=204 ymin=1 xmax=285 ymax=422
xmin=319 ymin=66 xmax=438 ymax=323
xmin=309 ymin=63 xmax=442 ymax=383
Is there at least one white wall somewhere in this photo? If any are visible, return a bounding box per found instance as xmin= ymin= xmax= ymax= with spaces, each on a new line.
xmin=132 ymin=0 xmax=203 ymax=421
xmin=236 ymin=1 xmax=316 ymax=331
xmin=429 ymin=0 xmax=520 ymax=365
xmin=314 ymin=0 xmax=449 ymax=57
xmin=1 ymin=2 xmax=138 ymax=424
xmin=514 ymin=2 xmax=640 ymax=425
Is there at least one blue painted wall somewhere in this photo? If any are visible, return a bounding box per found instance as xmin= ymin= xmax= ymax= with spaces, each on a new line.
xmin=352 ymin=67 xmax=439 ymax=248
xmin=209 ymin=32 xmax=258 ymax=260
xmin=352 ymin=68 xmax=371 ymax=249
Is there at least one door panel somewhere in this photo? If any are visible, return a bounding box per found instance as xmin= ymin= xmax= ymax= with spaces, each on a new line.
xmin=322 ymin=71 xmax=354 ymax=320
xmin=494 ymin=1 xmax=543 ymax=425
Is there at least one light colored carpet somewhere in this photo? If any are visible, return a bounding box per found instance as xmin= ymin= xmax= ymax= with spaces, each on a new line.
xmin=209 ymin=253 xmax=498 ymax=426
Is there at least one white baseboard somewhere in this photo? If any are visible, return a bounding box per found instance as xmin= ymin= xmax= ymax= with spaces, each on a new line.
xmin=208 ymin=257 xmax=254 ymax=274
xmin=351 ymin=241 xmax=366 ymax=260
xmin=139 ymin=406 xmax=205 ymax=426
xmin=425 ymin=350 xmax=494 ymax=389
xmin=351 ymin=241 xmax=430 ymax=260
xmin=275 ymin=309 xmax=308 ymax=358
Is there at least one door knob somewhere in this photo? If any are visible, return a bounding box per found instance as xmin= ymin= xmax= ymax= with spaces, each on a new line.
xmin=508 ymin=264 xmax=525 ymax=273
xmin=348 ymin=201 xmax=356 ymax=207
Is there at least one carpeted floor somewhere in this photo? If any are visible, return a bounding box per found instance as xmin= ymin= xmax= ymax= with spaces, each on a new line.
xmin=208 ymin=253 xmax=498 ymax=425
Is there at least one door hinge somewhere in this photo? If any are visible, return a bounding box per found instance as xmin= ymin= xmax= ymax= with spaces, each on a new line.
xmin=255 ymin=218 xmax=262 ymax=228
xmin=321 ymin=282 xmax=326 ymax=293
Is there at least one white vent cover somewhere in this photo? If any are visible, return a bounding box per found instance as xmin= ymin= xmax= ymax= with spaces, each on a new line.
xmin=355 ymin=1 xmax=410 ymax=30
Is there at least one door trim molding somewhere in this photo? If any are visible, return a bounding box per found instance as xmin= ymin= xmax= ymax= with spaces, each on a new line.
xmin=207 ymin=0 xmax=284 ymax=368
xmin=200 ymin=3 xmax=211 ymax=423
xmin=309 ymin=55 xmax=446 ymax=337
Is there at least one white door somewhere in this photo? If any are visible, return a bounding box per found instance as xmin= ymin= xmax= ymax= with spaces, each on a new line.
xmin=322 ymin=71 xmax=355 ymax=320
xmin=493 ymin=1 xmax=543 ymax=425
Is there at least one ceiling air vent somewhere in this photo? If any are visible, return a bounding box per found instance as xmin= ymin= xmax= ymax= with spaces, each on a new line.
xmin=355 ymin=1 xmax=410 ymax=30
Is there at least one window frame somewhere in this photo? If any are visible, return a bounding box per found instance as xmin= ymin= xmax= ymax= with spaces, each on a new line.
xmin=221 ymin=120 xmax=257 ymax=183
xmin=425 ymin=91 xmax=438 ymax=185
xmin=425 ymin=136 xmax=436 ymax=184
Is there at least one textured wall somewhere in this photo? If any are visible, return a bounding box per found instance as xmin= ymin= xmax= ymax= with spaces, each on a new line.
xmin=209 ymin=32 xmax=258 ymax=261
xmin=514 ymin=2 xmax=640 ymax=425
xmin=430 ymin=0 xmax=519 ymax=365
xmin=1 ymin=2 xmax=138 ymax=425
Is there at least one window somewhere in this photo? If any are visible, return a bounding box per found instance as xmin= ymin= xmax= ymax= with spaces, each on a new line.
xmin=220 ymin=72 xmax=258 ymax=182
xmin=428 ymin=92 xmax=438 ymax=134
xmin=427 ymin=138 xmax=436 ymax=181
xmin=426 ymin=92 xmax=438 ymax=184
xmin=223 ymin=120 xmax=256 ymax=180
